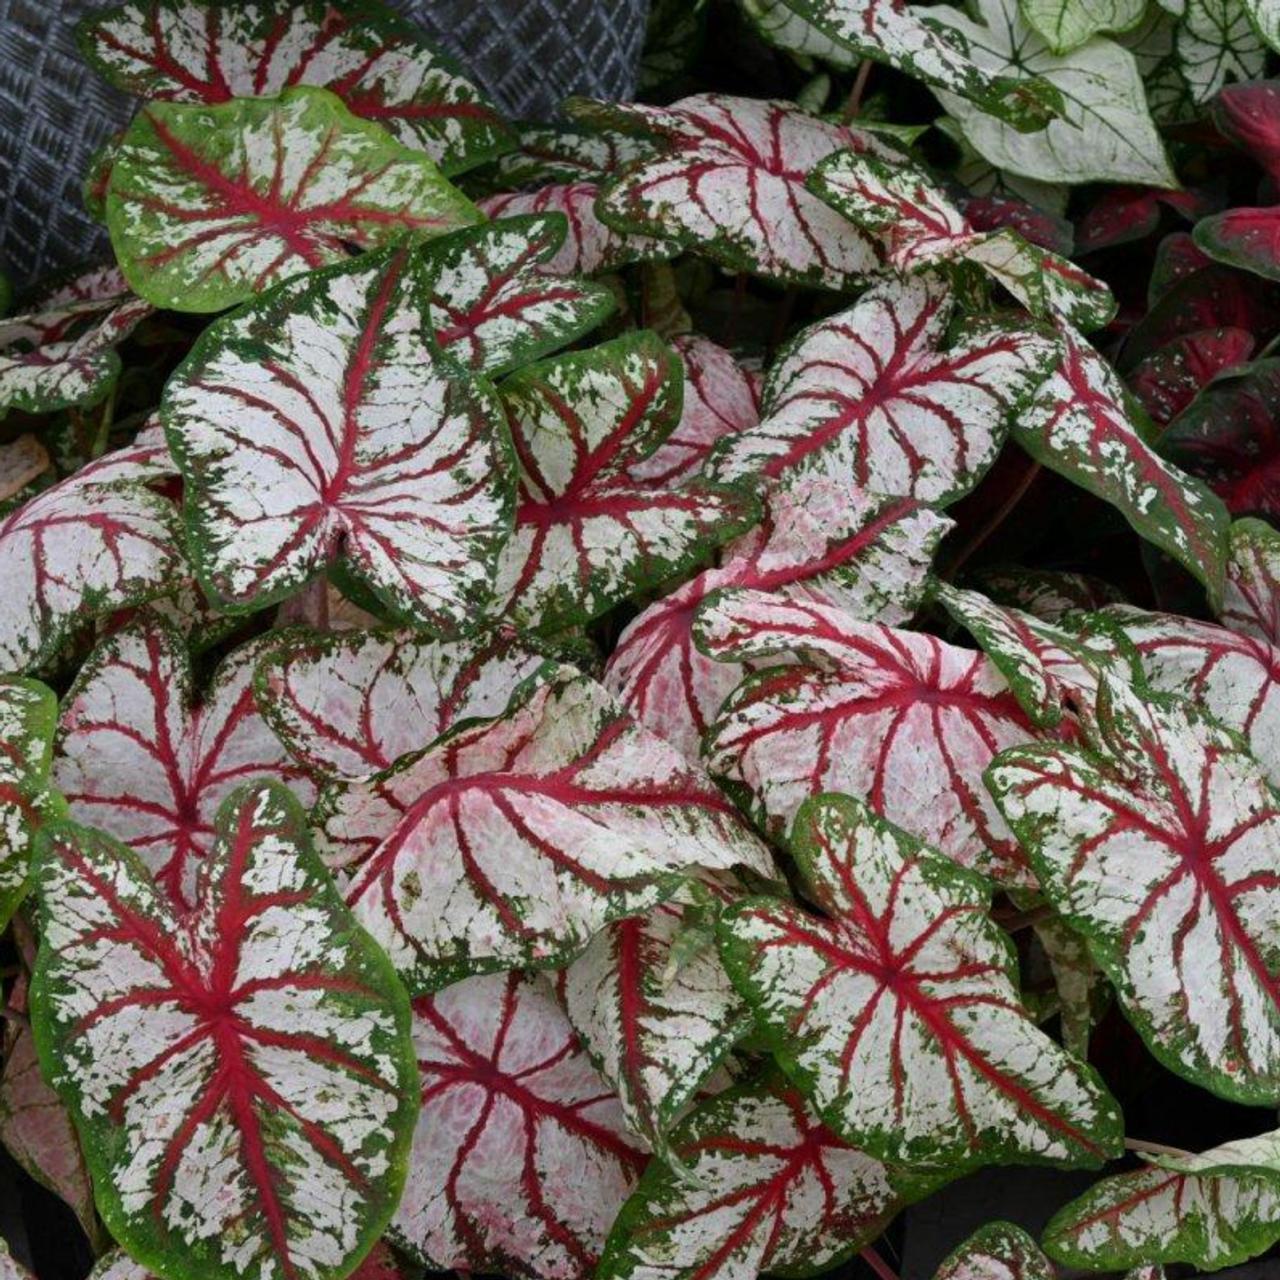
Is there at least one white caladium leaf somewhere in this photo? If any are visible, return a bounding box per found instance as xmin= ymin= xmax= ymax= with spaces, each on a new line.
xmin=811 ymin=152 xmax=1115 ymax=331
xmin=255 ymin=626 xmax=547 ymax=781
xmin=699 ymin=591 xmax=1039 ymax=883
xmin=0 ymin=678 xmax=63 ymax=930
xmin=1043 ymin=1129 xmax=1280 ymax=1271
xmin=598 ymin=1073 xmax=918 ymax=1280
xmin=594 ymin=94 xmax=895 ymax=290
xmin=929 ymin=0 xmax=1177 ymax=186
xmin=1018 ymin=0 xmax=1146 ymax=52
xmin=0 ymin=436 xmax=183 ymax=674
xmin=605 ymin=482 xmax=949 ymax=760
xmin=78 ymin=0 xmax=511 ymax=175
xmin=325 ymin=667 xmax=775 ymax=992
xmin=1176 ymin=0 xmax=1266 ymax=101
xmin=934 ymin=1221 xmax=1055 ymax=1279
xmin=1013 ymin=325 xmax=1229 ymax=607
xmin=989 ymin=678 xmax=1280 ymax=1102
xmin=739 ymin=0 xmax=863 ymax=68
xmin=719 ymin=794 xmax=1121 ymax=1168
xmin=1221 ymin=517 xmax=1280 ymax=644
xmin=29 ymin=782 xmax=419 ymax=1280
xmin=163 ymin=242 xmax=514 ymax=630
xmin=394 ymin=971 xmax=646 ymax=1279
xmin=54 ymin=618 xmax=318 ymax=910
xmin=422 ymin=214 xmax=614 ymax=377
xmin=493 ymin=124 xmax=659 ymax=188
xmin=107 ymin=86 xmax=481 ymax=313
xmin=492 ymin=332 xmax=757 ymax=632
xmin=706 ymin=275 xmax=1058 ymax=503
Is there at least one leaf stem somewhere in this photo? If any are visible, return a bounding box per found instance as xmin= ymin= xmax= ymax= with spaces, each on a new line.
xmin=843 ymin=61 xmax=874 ymax=122
xmin=859 ymin=1246 xmax=901 ymax=1280
xmin=1125 ymin=1136 xmax=1193 ymax=1159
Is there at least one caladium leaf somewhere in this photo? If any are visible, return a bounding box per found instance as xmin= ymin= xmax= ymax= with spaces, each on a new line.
xmin=422 ymin=215 xmax=614 ymax=377
xmin=811 ymin=151 xmax=1114 ymax=330
xmin=107 ymin=86 xmax=481 ymax=313
xmin=324 ymin=667 xmax=775 ymax=992
xmin=933 ymin=1221 xmax=1054 ymax=1279
xmin=84 ymin=1244 xmax=412 ymax=1280
xmin=1018 ymin=0 xmax=1145 ymax=53
xmin=1032 ymin=913 xmax=1104 ymax=1058
xmin=393 ymin=971 xmax=645 ymax=1279
xmin=29 ymin=782 xmax=420 ymax=1280
xmin=976 ymin=566 xmax=1127 ymax=620
xmin=718 ymin=794 xmax=1122 ymax=1168
xmin=707 ymin=274 xmax=1058 ymax=503
xmin=492 ymin=332 xmax=757 ymax=632
xmin=929 ymin=0 xmax=1177 ymax=187
xmin=1212 ymin=79 xmax=1280 ymax=183
xmin=989 ymin=678 xmax=1280 ymax=1102
xmin=1176 ymin=0 xmax=1266 ymax=103
xmin=162 ymin=242 xmax=514 ymax=630
xmin=492 ymin=124 xmax=659 ymax=188
xmin=598 ymin=1073 xmax=918 ymax=1280
xmin=78 ymin=0 xmax=511 ymax=175
xmin=255 ymin=626 xmax=547 ymax=781
xmin=698 ymin=591 xmax=1040 ymax=883
xmin=21 ymin=263 xmax=130 ymax=313
xmin=605 ymin=482 xmax=949 ymax=760
xmin=1012 ymin=324 xmax=1230 ymax=607
xmin=739 ymin=0 xmax=863 ymax=69
xmin=1127 ymin=327 xmax=1255 ymax=424
xmin=54 ymin=617 xmax=318 ymax=910
xmin=1221 ymin=517 xmax=1280 ymax=643
xmin=593 ymin=94 xmax=896 ymax=290
xmin=1043 ymin=1129 xmax=1280 ymax=1272
xmin=1077 ymin=188 xmax=1212 ymax=255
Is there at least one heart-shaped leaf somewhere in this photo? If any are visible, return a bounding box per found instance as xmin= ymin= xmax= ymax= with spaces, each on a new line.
xmin=1176 ymin=0 xmax=1267 ymax=105
xmin=741 ymin=0 xmax=864 ymax=69
xmin=1077 ymin=188 xmax=1211 ymax=255
xmin=1221 ymin=517 xmax=1280 ymax=643
xmin=698 ymin=591 xmax=1040 ymax=884
xmin=323 ymin=667 xmax=775 ymax=992
xmin=78 ymin=0 xmax=511 ymax=174
xmin=394 ymin=971 xmax=645 ymax=1278
xmin=989 ymin=678 xmax=1280 ymax=1102
xmin=719 ymin=793 xmax=1122 ymax=1168
xmin=108 ymin=86 xmax=481 ymax=313
xmin=706 ymin=275 xmax=1058 ymax=503
xmin=1128 ymin=327 xmax=1255 ymax=425
xmin=934 ymin=1222 xmax=1055 ymax=1279
xmin=29 ymin=781 xmax=419 ymax=1280
xmin=162 ymin=242 xmax=514 ymax=630
xmin=491 ymin=332 xmax=757 ymax=632
xmin=1018 ymin=0 xmax=1146 ymax=53
xmin=54 ymin=618 xmax=318 ymax=911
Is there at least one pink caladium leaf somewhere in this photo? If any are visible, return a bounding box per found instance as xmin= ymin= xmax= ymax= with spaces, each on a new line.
xmin=1220 ymin=517 xmax=1280 ymax=643
xmin=706 ymin=274 xmax=1059 ymax=503
xmin=698 ymin=591 xmax=1040 ymax=884
xmin=28 ymin=782 xmax=420 ymax=1280
xmin=811 ymin=152 xmax=1115 ymax=331
xmin=974 ymin=566 xmax=1127 ymax=621
xmin=255 ymin=626 xmax=548 ymax=781
xmin=493 ymin=123 xmax=659 ymax=188
xmin=1213 ymin=80 xmax=1280 ymax=183
xmin=393 ymin=971 xmax=646 ymax=1279
xmin=107 ymin=86 xmax=481 ymax=313
xmin=1076 ymin=187 xmax=1214 ymax=254
xmin=718 ymin=794 xmax=1122 ymax=1168
xmin=421 ymin=214 xmax=615 ymax=377
xmin=162 ymin=242 xmax=515 ymax=630
xmin=988 ymin=677 xmax=1280 ymax=1102
xmin=0 ymin=433 xmax=184 ymax=673
xmin=78 ymin=0 xmax=512 ymax=175
xmin=1013 ymin=324 xmax=1230 ymax=606
xmin=605 ymin=482 xmax=949 ymax=760
xmin=1043 ymin=1129 xmax=1280 ymax=1272
xmin=54 ymin=617 xmax=318 ymax=910
xmin=593 ymin=94 xmax=898 ymax=290
xmin=597 ymin=1073 xmax=920 ymax=1280
xmin=323 ymin=667 xmax=775 ymax=992
xmin=492 ymin=331 xmax=758 ymax=632
xmin=1127 ymin=327 xmax=1255 ymax=424
xmin=963 ymin=194 xmax=1073 ymax=254
xmin=83 ymin=1243 xmax=414 ymax=1280
xmin=21 ymin=263 xmax=130 ymax=312
xmin=934 ymin=1222 xmax=1055 ymax=1280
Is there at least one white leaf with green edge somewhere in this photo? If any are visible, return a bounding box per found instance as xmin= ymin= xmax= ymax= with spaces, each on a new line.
xmin=0 ymin=434 xmax=184 ymax=674
xmin=934 ymin=1221 xmax=1055 ymax=1279
xmin=254 ymin=626 xmax=547 ymax=780
xmin=739 ymin=0 xmax=863 ymax=68
xmin=422 ymin=214 xmax=615 ymax=377
xmin=77 ymin=0 xmax=511 ymax=175
xmin=707 ymin=275 xmax=1057 ymax=502
xmin=491 ymin=332 xmax=757 ymax=633
xmin=54 ymin=618 xmax=318 ymax=911
xmin=594 ymin=94 xmax=896 ymax=290
xmin=928 ymin=0 xmax=1177 ymax=186
xmin=697 ymin=591 xmax=1042 ymax=884
xmin=1242 ymin=0 xmax=1280 ymax=48
xmin=933 ymin=117 xmax=1069 ymax=215
xmin=1177 ymin=0 xmax=1266 ymax=101
xmin=811 ymin=151 xmax=1114 ymax=330
xmin=1018 ymin=0 xmax=1146 ymax=52
xmin=597 ymin=1073 xmax=918 ymax=1280
xmin=1116 ymin=9 xmax=1197 ymax=124
xmin=107 ymin=86 xmax=481 ymax=313
xmin=989 ymin=678 xmax=1280 ymax=1103
xmin=1221 ymin=517 xmax=1280 ymax=644
xmin=1012 ymin=325 xmax=1229 ymax=608
xmin=162 ymin=242 xmax=515 ymax=631
xmin=719 ymin=795 xmax=1121 ymax=1169
xmin=320 ymin=667 xmax=776 ymax=993
xmin=605 ymin=482 xmax=949 ymax=761
xmin=29 ymin=782 xmax=419 ymax=1280
xmin=1033 ymin=913 xmax=1103 ymax=1057
xmin=1043 ymin=1129 xmax=1280 ymax=1271
xmin=493 ymin=124 xmax=659 ymax=188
